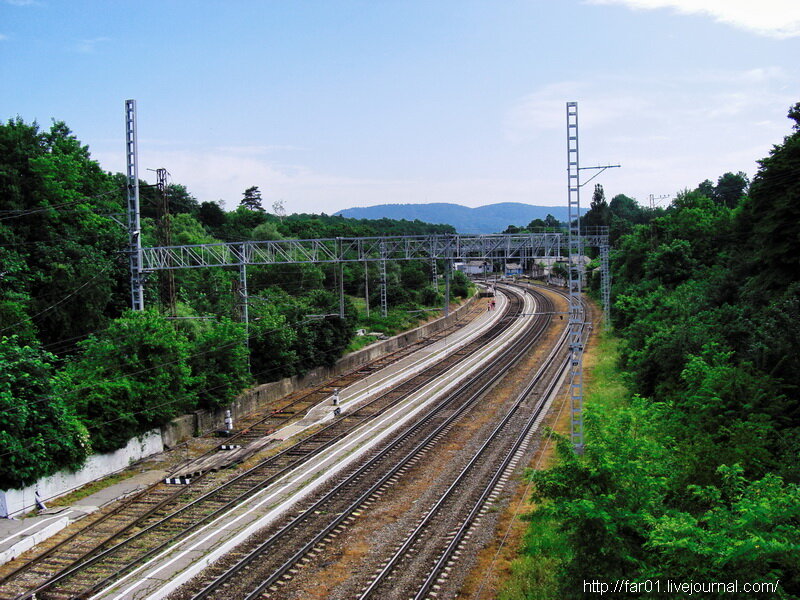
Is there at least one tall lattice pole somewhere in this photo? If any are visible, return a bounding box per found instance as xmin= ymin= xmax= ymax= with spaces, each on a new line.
xmin=125 ymin=100 xmax=144 ymax=311
xmin=380 ymin=240 xmax=388 ymax=318
xmin=444 ymin=259 xmax=451 ymax=317
xmin=566 ymin=101 xmax=585 ymax=453
xmin=339 ymin=261 xmax=345 ymax=319
xmin=364 ymin=260 xmax=370 ymax=318
xmin=238 ymin=244 xmax=249 ymax=344
xmin=600 ymin=242 xmax=611 ymax=329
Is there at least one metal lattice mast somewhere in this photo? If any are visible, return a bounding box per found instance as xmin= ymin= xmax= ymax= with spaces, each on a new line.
xmin=125 ymin=100 xmax=144 ymax=311
xmin=600 ymin=242 xmax=611 ymax=329
xmin=339 ymin=261 xmax=345 ymax=319
xmin=566 ymin=101 xmax=585 ymax=453
xmin=364 ymin=261 xmax=370 ymax=318
xmin=431 ymin=258 xmax=438 ymax=292
xmin=380 ymin=240 xmax=388 ymax=317
xmin=238 ymin=244 xmax=249 ymax=342
xmin=444 ymin=259 xmax=451 ymax=317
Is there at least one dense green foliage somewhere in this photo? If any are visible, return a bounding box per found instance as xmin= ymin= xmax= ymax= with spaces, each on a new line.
xmin=0 ymin=337 xmax=88 ymax=489
xmin=0 ymin=117 xmax=453 ymax=489
xmin=517 ymin=103 xmax=800 ymax=599
xmin=0 ymin=119 xmax=127 ymax=347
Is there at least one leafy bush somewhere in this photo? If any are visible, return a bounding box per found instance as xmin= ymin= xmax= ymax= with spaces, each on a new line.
xmin=0 ymin=337 xmax=88 ymax=489
xmin=61 ymin=310 xmax=196 ymax=453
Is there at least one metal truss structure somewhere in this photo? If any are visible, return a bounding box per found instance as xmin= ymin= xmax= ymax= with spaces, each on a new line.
xmin=123 ymin=101 xmax=612 ymax=454
xmin=138 ymin=232 xmax=609 ymax=271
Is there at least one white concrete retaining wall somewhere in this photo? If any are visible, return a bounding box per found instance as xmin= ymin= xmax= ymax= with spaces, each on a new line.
xmin=0 ymin=431 xmax=163 ymax=518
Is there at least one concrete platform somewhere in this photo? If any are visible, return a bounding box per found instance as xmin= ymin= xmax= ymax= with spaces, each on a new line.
xmin=0 ymin=469 xmax=166 ymax=566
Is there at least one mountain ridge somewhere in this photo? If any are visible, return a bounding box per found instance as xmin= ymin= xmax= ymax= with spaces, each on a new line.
xmin=334 ymin=202 xmax=570 ymax=234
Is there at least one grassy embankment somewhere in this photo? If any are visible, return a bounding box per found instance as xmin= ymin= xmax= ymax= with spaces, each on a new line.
xmin=345 ymin=285 xmax=475 ymax=353
xmin=499 ymin=332 xmax=629 ymax=600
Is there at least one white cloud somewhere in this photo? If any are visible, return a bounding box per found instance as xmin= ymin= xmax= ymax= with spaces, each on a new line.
xmin=587 ymin=0 xmax=800 ymax=38
xmin=3 ymin=0 xmax=39 ymax=5
xmin=504 ymin=68 xmax=798 ymax=204
xmin=75 ymin=37 xmax=110 ymax=53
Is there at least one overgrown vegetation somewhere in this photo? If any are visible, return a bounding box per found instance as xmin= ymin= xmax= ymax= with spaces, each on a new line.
xmin=511 ymin=103 xmax=800 ymax=598
xmin=0 ymin=118 xmax=456 ymax=489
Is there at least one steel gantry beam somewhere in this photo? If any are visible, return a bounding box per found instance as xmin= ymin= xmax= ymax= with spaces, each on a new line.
xmin=139 ymin=232 xmax=609 ymax=270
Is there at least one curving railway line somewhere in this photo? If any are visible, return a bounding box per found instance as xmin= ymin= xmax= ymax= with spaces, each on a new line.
xmin=0 ymin=287 xmax=533 ymax=600
xmin=162 ymin=284 xmax=571 ymax=600
xmin=0 ymin=283 xmax=585 ymax=600
xmin=0 ymin=302 xmax=487 ymax=600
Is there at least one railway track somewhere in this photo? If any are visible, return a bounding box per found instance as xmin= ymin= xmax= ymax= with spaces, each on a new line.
xmin=162 ymin=285 xmax=556 ymax=600
xmin=357 ymin=286 xmax=578 ymax=600
xmin=0 ymin=291 xmax=519 ymax=600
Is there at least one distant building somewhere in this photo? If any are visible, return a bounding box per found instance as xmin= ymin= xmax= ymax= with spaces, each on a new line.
xmin=504 ymin=262 xmax=523 ymax=276
xmin=455 ymin=260 xmax=490 ymax=276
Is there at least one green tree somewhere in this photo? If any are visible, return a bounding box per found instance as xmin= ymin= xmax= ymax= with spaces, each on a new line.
xmin=61 ymin=310 xmax=196 ymax=453
xmin=582 ymin=184 xmax=610 ymax=229
xmin=0 ymin=118 xmax=126 ymax=349
xmin=0 ymin=337 xmax=88 ymax=489
xmin=198 ymin=200 xmax=226 ymax=231
xmin=240 ymin=186 xmax=265 ymax=212
xmin=543 ymin=214 xmax=561 ymax=229
xmin=184 ymin=318 xmax=251 ymax=410
xmin=714 ymin=171 xmax=749 ymax=208
xmin=736 ymin=102 xmax=800 ymax=293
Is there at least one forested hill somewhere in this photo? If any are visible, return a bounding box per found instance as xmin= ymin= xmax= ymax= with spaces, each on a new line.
xmin=0 ymin=118 xmax=463 ymax=490
xmin=335 ymin=202 xmax=572 ymax=234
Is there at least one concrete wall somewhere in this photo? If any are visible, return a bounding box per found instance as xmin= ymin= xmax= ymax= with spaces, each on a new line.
xmin=161 ymin=294 xmax=479 ymax=446
xmin=0 ymin=431 xmax=163 ymax=518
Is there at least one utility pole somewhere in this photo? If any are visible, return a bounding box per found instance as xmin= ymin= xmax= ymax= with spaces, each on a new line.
xmin=237 ymin=244 xmax=249 ymax=344
xmin=155 ymin=168 xmax=177 ymax=316
xmin=125 ymin=100 xmax=144 ymax=311
xmin=444 ymin=260 xmax=451 ymax=317
xmin=339 ymin=261 xmax=345 ymax=319
xmin=599 ymin=242 xmax=611 ymax=329
xmin=649 ymin=194 xmax=669 ymax=210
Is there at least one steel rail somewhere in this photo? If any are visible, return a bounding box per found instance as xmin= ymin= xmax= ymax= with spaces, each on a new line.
xmin=184 ymin=287 xmax=552 ymax=600
xmin=0 ymin=305 xmax=478 ymax=598
xmin=410 ymin=312 xmax=573 ymax=600
xmin=357 ymin=286 xmax=572 ymax=599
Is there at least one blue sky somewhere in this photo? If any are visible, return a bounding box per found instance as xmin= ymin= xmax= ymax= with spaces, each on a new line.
xmin=2 ymin=0 xmax=799 ymax=214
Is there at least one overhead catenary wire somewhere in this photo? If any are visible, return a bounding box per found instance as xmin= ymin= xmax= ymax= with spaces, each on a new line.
xmin=0 ymin=187 xmax=125 ymax=221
